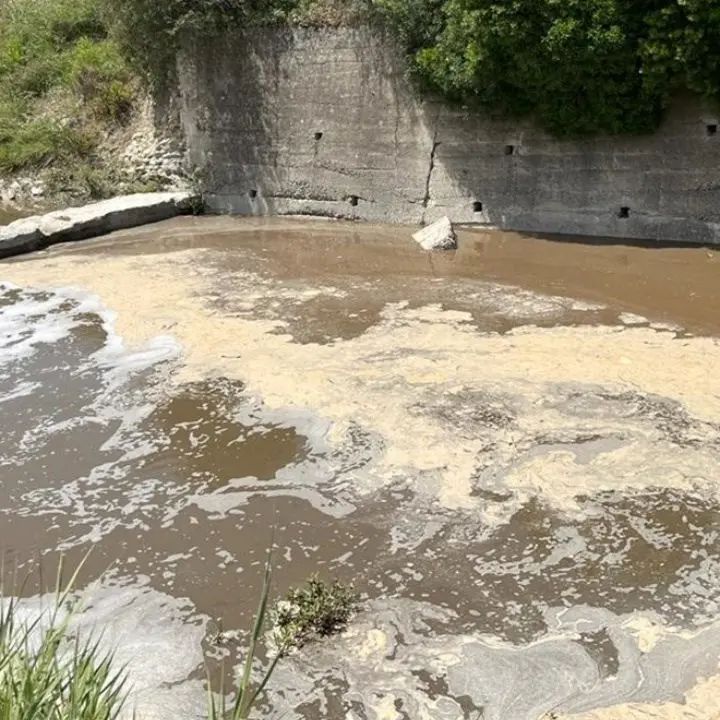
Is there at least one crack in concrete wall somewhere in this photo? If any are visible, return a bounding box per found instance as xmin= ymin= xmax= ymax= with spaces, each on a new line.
xmin=421 ymin=126 xmax=440 ymax=226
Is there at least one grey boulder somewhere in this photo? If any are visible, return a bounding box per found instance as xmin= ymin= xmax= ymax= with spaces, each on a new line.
xmin=412 ymin=216 xmax=457 ymax=251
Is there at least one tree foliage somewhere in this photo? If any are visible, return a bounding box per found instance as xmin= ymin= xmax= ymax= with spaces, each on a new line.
xmin=376 ymin=0 xmax=720 ymax=136
xmin=104 ymin=0 xmax=720 ymax=135
xmin=103 ymin=0 xmax=335 ymax=86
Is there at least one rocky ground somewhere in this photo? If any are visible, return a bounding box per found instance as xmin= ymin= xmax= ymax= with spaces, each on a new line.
xmin=0 ymin=97 xmax=190 ymax=215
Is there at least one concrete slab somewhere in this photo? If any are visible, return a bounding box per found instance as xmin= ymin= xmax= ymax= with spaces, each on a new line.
xmin=0 ymin=192 xmax=198 ymax=259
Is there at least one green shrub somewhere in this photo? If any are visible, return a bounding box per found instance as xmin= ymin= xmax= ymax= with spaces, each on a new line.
xmin=272 ymin=575 xmax=359 ymax=652
xmin=376 ymin=0 xmax=720 ymax=137
xmin=641 ymin=0 xmax=720 ymax=101
xmin=0 ymin=119 xmax=96 ymax=172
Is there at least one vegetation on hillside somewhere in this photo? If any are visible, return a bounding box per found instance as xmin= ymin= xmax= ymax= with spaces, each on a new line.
xmin=107 ymin=0 xmax=720 ymax=137
xmin=1 ymin=0 xmax=719 ymax=188
xmin=376 ymin=0 xmax=720 ymax=137
xmin=0 ymin=0 xmax=135 ymax=185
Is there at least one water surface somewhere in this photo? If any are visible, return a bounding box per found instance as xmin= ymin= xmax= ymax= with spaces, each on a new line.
xmin=1 ymin=217 xmax=719 ymax=720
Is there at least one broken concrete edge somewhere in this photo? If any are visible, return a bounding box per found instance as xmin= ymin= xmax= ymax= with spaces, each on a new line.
xmin=0 ymin=191 xmax=201 ymax=260
xmin=412 ymin=215 xmax=458 ymax=251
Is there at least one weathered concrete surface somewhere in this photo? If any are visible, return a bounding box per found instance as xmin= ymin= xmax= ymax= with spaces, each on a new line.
xmin=0 ymin=192 xmax=196 ymax=258
xmin=177 ymin=27 xmax=720 ymax=244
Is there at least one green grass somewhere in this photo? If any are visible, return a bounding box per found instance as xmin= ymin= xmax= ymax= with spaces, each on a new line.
xmin=0 ymin=559 xmax=127 ymax=720
xmin=0 ymin=0 xmax=135 ymax=176
xmin=207 ymin=552 xmax=283 ymax=720
xmin=0 ymin=117 xmax=96 ymax=173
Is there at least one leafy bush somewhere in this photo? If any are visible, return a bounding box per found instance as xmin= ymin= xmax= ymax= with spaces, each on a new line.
xmin=272 ymin=575 xmax=359 ymax=652
xmin=641 ymin=0 xmax=720 ymax=101
xmin=105 ymin=0 xmax=720 ymax=137
xmin=376 ymin=0 xmax=720 ymax=137
xmin=286 ymin=0 xmax=369 ymax=26
xmin=103 ymin=0 xmax=299 ymax=86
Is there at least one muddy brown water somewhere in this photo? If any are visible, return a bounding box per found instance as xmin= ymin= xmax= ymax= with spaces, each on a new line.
xmin=1 ymin=216 xmax=720 ymax=719
xmin=0 ymin=207 xmax=26 ymax=225
xmin=41 ymin=219 xmax=720 ymax=340
xmin=32 ymin=216 xmax=720 ymax=337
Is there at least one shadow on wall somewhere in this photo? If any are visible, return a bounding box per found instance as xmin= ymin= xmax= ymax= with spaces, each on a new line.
xmin=176 ymin=28 xmax=286 ymax=216
xmin=176 ymin=27 xmax=720 ymax=244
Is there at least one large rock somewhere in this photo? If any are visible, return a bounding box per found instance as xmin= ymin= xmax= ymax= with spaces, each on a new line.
xmin=0 ymin=192 xmax=198 ymax=260
xmin=412 ymin=216 xmax=457 ymax=251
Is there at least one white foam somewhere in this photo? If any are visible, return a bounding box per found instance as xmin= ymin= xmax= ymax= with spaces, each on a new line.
xmin=0 ymin=282 xmax=104 ymax=363
xmin=0 ymin=280 xmax=181 ymax=378
xmin=94 ymin=334 xmax=181 ymax=387
xmin=0 ymin=379 xmax=39 ymax=402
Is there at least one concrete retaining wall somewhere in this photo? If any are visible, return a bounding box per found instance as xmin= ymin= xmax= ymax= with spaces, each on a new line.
xmin=177 ymin=27 xmax=720 ymax=244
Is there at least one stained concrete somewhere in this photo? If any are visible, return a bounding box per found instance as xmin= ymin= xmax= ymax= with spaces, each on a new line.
xmin=0 ymin=192 xmax=196 ymax=258
xmin=177 ymin=27 xmax=720 ymax=244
